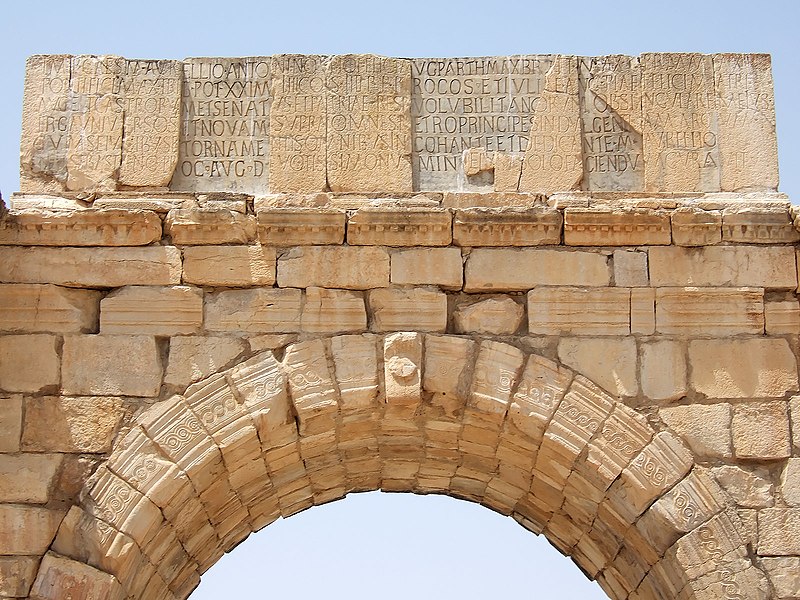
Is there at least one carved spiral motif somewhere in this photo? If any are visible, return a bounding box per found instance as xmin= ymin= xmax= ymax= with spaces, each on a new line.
xmin=252 ymin=373 xmax=283 ymax=399
xmin=563 ymin=403 xmax=599 ymax=433
xmin=601 ymin=426 xmax=637 ymax=456
xmin=130 ymin=457 xmax=159 ymax=487
xmin=290 ymin=370 xmax=324 ymax=390
xmin=672 ymin=490 xmax=697 ymax=525
xmin=201 ymin=396 xmax=239 ymax=425
xmin=634 ymin=454 xmax=666 ymax=485
xmin=163 ymin=416 xmax=203 ymax=452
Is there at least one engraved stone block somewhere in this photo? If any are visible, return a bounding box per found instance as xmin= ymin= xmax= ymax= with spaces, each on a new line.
xmin=165 ymin=208 xmax=256 ymax=244
xmin=229 ymin=351 xmax=293 ymax=442
xmin=301 ymin=287 xmax=366 ymax=333
xmin=722 ymin=207 xmax=799 ymax=243
xmin=183 ymin=245 xmax=276 ymax=286
xmin=508 ymin=354 xmax=573 ymax=442
xmin=469 ymin=340 xmax=525 ymax=415
xmin=0 ymin=284 xmax=99 ymax=333
xmin=384 ymin=332 xmax=422 ymax=407
xmin=423 ymin=335 xmax=476 ymax=414
xmin=204 ymin=288 xmax=301 ymax=333
xmin=528 ymin=287 xmax=630 ymax=335
xmin=283 ymin=339 xmax=338 ymax=416
xmin=655 ymin=287 xmax=764 ymax=335
xmin=100 ymin=285 xmax=203 ymax=335
xmin=453 ymin=208 xmax=562 ymax=246
xmin=670 ymin=208 xmax=722 ymax=246
xmin=330 ymin=334 xmax=379 ymax=410
xmin=368 ymin=287 xmax=447 ymax=332
xmin=277 ymin=246 xmax=390 ymax=289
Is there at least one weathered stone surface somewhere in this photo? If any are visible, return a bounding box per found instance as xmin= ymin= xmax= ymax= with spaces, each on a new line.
xmin=0 ymin=396 xmax=23 ymax=453
xmin=423 ymin=335 xmax=476 ymax=413
xmin=165 ymin=336 xmax=247 ymax=389
xmin=331 ymin=334 xmax=379 ymax=410
xmin=732 ymin=401 xmax=791 ymax=460
xmin=183 ymin=245 xmax=276 ymax=287
xmin=761 ymin=557 xmax=800 ymax=598
xmin=0 ymin=454 xmax=61 ymax=503
xmin=30 ymin=552 xmax=125 ymax=600
xmin=660 ymin=404 xmax=732 ymax=459
xmin=713 ymin=465 xmax=774 ymax=508
xmin=640 ymin=340 xmax=686 ymax=401
xmin=630 ymin=287 xmax=655 ymax=335
xmin=283 ymin=339 xmax=337 ymax=417
xmin=465 ymin=249 xmax=610 ymax=291
xmin=564 ymin=209 xmax=671 ymax=246
xmin=781 ymin=459 xmax=800 ymax=507
xmin=723 ymin=207 xmax=798 ymax=243
xmin=205 ymin=288 xmax=302 ymax=333
xmin=384 ymin=332 xmax=423 ymax=407
xmin=758 ymin=509 xmax=800 ymax=555
xmin=655 ymin=287 xmax=764 ymax=335
xmin=62 ymin=335 xmax=162 ymax=396
xmin=165 ymin=208 xmax=256 ymax=244
xmin=528 ymin=287 xmax=630 ymax=335
xmin=670 ymin=208 xmax=722 ymax=246
xmin=22 ymin=396 xmax=124 ymax=453
xmin=557 ymin=337 xmax=638 ymax=397
xmin=765 ymin=300 xmax=800 ymax=335
xmin=508 ymin=354 xmax=573 ymax=442
xmin=0 ymin=556 xmax=39 ymax=597
xmin=688 ymin=339 xmax=798 ymax=398
xmin=0 ymin=246 xmax=182 ymax=287
xmin=368 ymin=288 xmax=447 ymax=332
xmin=100 ymin=285 xmax=203 ymax=335
xmin=277 ymin=246 xmax=390 ymax=289
xmin=301 ymin=287 xmax=366 ymax=333
xmin=257 ymin=208 xmax=345 ymax=245
xmin=453 ymin=208 xmax=562 ymax=246
xmin=348 ymin=208 xmax=451 ymax=246
xmin=390 ymin=247 xmax=462 ymax=289
xmin=0 ymin=284 xmax=99 ymax=334
xmin=454 ymin=297 xmax=524 ymax=335
xmin=613 ymin=250 xmax=648 ymax=287
xmin=0 ymin=334 xmax=59 ymax=393
xmin=0 ymin=506 xmax=62 ymax=554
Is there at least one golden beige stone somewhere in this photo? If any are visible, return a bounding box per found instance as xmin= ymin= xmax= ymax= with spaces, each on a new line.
xmin=30 ymin=552 xmax=126 ymax=600
xmin=765 ymin=300 xmax=800 ymax=334
xmin=557 ymin=337 xmax=638 ymax=397
xmin=640 ymin=340 xmax=686 ymax=401
xmin=528 ymin=287 xmax=630 ymax=335
xmin=0 ymin=454 xmax=61 ymax=503
xmin=165 ymin=336 xmax=247 ymax=389
xmin=0 ymin=556 xmax=39 ymax=597
xmin=761 ymin=557 xmax=800 ymax=597
xmin=613 ymin=250 xmax=648 ymax=287
xmin=654 ymin=287 xmax=764 ymax=335
xmin=0 ymin=396 xmax=22 ymax=453
xmin=165 ymin=208 xmax=256 ymax=245
xmin=300 ymin=287 xmax=366 ymax=334
xmin=204 ymin=288 xmax=302 ymax=333
xmin=22 ymin=396 xmax=124 ymax=453
xmin=659 ymin=404 xmax=732 ymax=459
xmin=368 ymin=288 xmax=447 ymax=332
xmin=330 ymin=334 xmax=379 ymax=410
xmin=722 ymin=207 xmax=799 ymax=243
xmin=257 ymin=208 xmax=345 ymax=245
xmin=384 ymin=332 xmax=423 ymax=408
xmin=0 ymin=284 xmax=99 ymax=333
xmin=732 ymin=401 xmax=791 ymax=460
xmin=713 ymin=465 xmax=774 ymax=508
xmin=347 ymin=208 xmax=451 ymax=246
xmin=423 ymin=335 xmax=476 ymax=413
xmin=183 ymin=245 xmax=276 ymax=286
xmin=453 ymin=208 xmax=562 ymax=246
xmin=390 ymin=247 xmax=462 ymax=289
xmin=630 ymin=287 xmax=655 ymax=335
xmin=100 ymin=285 xmax=203 ymax=335
xmin=670 ymin=208 xmax=722 ymax=246
xmin=454 ymin=297 xmax=524 ymax=335
xmin=277 ymin=246 xmax=390 ymax=289
xmin=564 ymin=209 xmax=671 ymax=246
xmin=0 ymin=506 xmax=62 ymax=555
xmin=0 ymin=334 xmax=60 ymax=393
xmin=493 ymin=152 xmax=523 ymax=191
xmin=758 ymin=509 xmax=800 ymax=555
xmin=780 ymin=459 xmax=800 ymax=507
xmin=469 ymin=340 xmax=525 ymax=415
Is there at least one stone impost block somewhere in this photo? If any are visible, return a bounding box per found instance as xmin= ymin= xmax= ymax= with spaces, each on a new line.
xmin=564 ymin=209 xmax=671 ymax=246
xmin=765 ymin=300 xmax=800 ymax=335
xmin=301 ymin=287 xmax=367 ymax=334
xmin=100 ymin=285 xmax=203 ymax=335
xmin=453 ymin=208 xmax=562 ymax=246
xmin=0 ymin=246 xmax=182 ymax=287
xmin=688 ymin=338 xmax=799 ymax=399
xmin=454 ymin=297 xmax=524 ymax=335
xmin=22 ymin=396 xmax=124 ymax=453
xmin=654 ymin=287 xmax=764 ymax=335
xmin=732 ymin=401 xmax=791 ymax=460
xmin=0 ymin=505 xmax=62 ymax=554
xmin=464 ymin=249 xmax=610 ymax=291
xmin=640 ymin=340 xmax=687 ymax=402
xmin=0 ymin=209 xmax=162 ymax=246
xmin=182 ymin=245 xmax=276 ymax=287
xmin=165 ymin=208 xmax=256 ymax=245
xmin=204 ymin=288 xmax=302 ymax=333
xmin=0 ymin=334 xmax=60 ymax=393
xmin=659 ymin=404 xmax=732 ymax=459
xmin=165 ymin=336 xmax=247 ymax=389
xmin=62 ymin=335 xmax=162 ymax=396
xmin=368 ymin=288 xmax=447 ymax=332
xmin=648 ymin=246 xmax=797 ymax=289
xmin=722 ymin=208 xmax=798 ymax=243
xmin=0 ymin=454 xmax=61 ymax=503
xmin=557 ymin=337 xmax=638 ymax=397
xmin=670 ymin=209 xmax=722 ymax=246
xmin=30 ymin=552 xmax=126 ymax=600
xmin=347 ymin=208 xmax=451 ymax=246
xmin=257 ymin=208 xmax=345 ymax=245
xmin=758 ymin=508 xmax=800 ymax=555
xmin=277 ymin=246 xmax=390 ymax=289
xmin=0 ymin=396 xmax=23 ymax=452
xmin=0 ymin=284 xmax=100 ymax=333
xmin=528 ymin=287 xmax=630 ymax=335
xmin=390 ymin=247 xmax=462 ymax=289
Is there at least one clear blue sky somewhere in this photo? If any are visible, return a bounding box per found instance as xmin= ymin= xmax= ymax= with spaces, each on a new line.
xmin=1 ymin=2 xmax=797 ymax=598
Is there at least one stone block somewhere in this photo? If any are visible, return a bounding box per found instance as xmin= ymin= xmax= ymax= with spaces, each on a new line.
xmin=792 ymin=396 xmax=800 ymax=453
xmin=423 ymin=335 xmax=476 ymax=414
xmin=761 ymin=557 xmax=800 ymax=598
xmin=452 ymin=208 xmax=562 ymax=246
xmin=277 ymin=246 xmax=390 ymax=289
xmin=0 ymin=556 xmax=39 ymax=597
xmin=100 ymin=286 xmax=203 ymax=335
xmin=659 ymin=404 xmax=732 ymax=459
xmin=165 ymin=208 xmax=256 ymax=244
xmin=781 ymin=459 xmax=800 ymax=507
xmin=301 ymin=288 xmax=367 ymax=333
xmin=469 ymin=340 xmax=525 ymax=416
xmin=330 ymin=334 xmax=379 ymax=410
xmin=528 ymin=287 xmax=630 ymax=335
xmin=688 ymin=339 xmax=798 ymax=398
xmin=384 ymin=332 xmax=423 ymax=408
xmin=283 ymin=339 xmax=337 ymax=418
xmin=508 ymin=354 xmax=573 ymax=443
xmin=0 ymin=246 xmax=182 ymax=287
xmin=464 ymin=249 xmax=610 ymax=291
xmin=0 ymin=284 xmax=100 ymax=334
xmin=722 ymin=207 xmax=798 ymax=243
xmin=765 ymin=300 xmax=800 ymax=335
xmin=713 ymin=465 xmax=774 ymax=508
xmin=390 ymin=247 xmax=462 ymax=289
xmin=732 ymin=401 xmax=791 ymax=460
xmin=22 ymin=396 xmax=124 ymax=453
xmin=557 ymin=337 xmax=638 ymax=397
xmin=613 ymin=250 xmax=648 ymax=287
xmin=640 ymin=340 xmax=687 ymax=401
xmin=164 ymin=336 xmax=247 ymax=389
xmin=670 ymin=209 xmax=722 ymax=246
xmin=347 ymin=208 xmax=451 ymax=246
xmin=758 ymin=508 xmax=800 ymax=555
xmin=257 ymin=208 xmax=345 ymax=245
xmin=62 ymin=335 xmax=162 ymax=396
xmin=182 ymin=245 xmax=276 ymax=286
xmin=0 ymin=454 xmax=61 ymax=503
xmin=630 ymin=288 xmax=655 ymax=335
xmin=0 ymin=505 xmax=62 ymax=554
xmin=454 ymin=297 xmax=524 ymax=335
xmin=441 ymin=192 xmax=544 ymax=209
xmin=655 ymin=287 xmax=764 ymax=335
xmin=0 ymin=396 xmax=22 ymax=452
xmin=30 ymin=552 xmax=125 ymax=600
xmin=648 ymin=246 xmax=797 ymax=289
xmin=0 ymin=334 xmax=59 ymax=393
xmin=204 ymin=288 xmax=302 ymax=333
xmin=368 ymin=288 xmax=447 ymax=332
xmin=564 ymin=209 xmax=671 ymax=246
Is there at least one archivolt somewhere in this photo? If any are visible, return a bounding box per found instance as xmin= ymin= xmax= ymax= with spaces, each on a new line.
xmin=33 ymin=333 xmax=770 ymax=599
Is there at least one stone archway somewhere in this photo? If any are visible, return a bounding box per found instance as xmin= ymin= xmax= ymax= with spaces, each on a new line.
xmin=31 ymin=334 xmax=769 ymax=600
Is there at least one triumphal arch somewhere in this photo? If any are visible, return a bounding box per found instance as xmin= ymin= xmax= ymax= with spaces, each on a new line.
xmin=1 ymin=52 xmax=798 ymax=598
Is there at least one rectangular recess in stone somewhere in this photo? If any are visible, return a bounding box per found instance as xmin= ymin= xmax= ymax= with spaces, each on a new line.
xmin=170 ymin=57 xmax=271 ymax=193
xmin=411 ymin=55 xmax=554 ymax=192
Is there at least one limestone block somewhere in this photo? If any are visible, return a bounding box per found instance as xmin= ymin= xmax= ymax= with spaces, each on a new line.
xmin=564 ymin=209 xmax=671 ymax=246
xmin=452 ymin=208 xmax=562 ymax=246
xmin=641 ymin=53 xmax=719 ymax=192
xmin=0 ymin=396 xmax=22 ymax=452
xmin=454 ymin=297 xmax=524 ymax=335
xmin=22 ymin=396 xmax=123 ymax=453
xmin=613 ymin=250 xmax=648 ymax=287
xmin=557 ymin=337 xmax=638 ymax=397
xmin=465 ymin=249 xmax=610 ymax=291
xmin=713 ymin=465 xmax=774 ymax=508
xmin=722 ymin=207 xmax=798 ymax=243
xmin=648 ymin=246 xmax=797 ymax=289
xmin=761 ymin=557 xmax=800 ymax=598
xmin=0 ymin=209 xmax=163 ymax=246
xmin=277 ymin=246 xmax=390 ymax=289
xmin=758 ymin=508 xmax=800 ymax=555
xmin=494 ymin=152 xmax=524 ymax=192
xmin=714 ymin=54 xmax=778 ymax=192
xmin=640 ymin=340 xmax=686 ymax=402
xmin=441 ymin=192 xmax=544 ymax=209
xmin=384 ymin=332 xmax=423 ymax=408
xmin=0 ymin=505 xmax=62 ymax=554
xmin=0 ymin=556 xmax=39 ymax=597
xmin=390 ymin=247 xmax=462 ymax=289
xmin=269 ymin=55 xmax=327 ymax=192
xmin=508 ymin=354 xmax=573 ymax=443
xmin=347 ymin=208 xmax=451 ymax=246
xmin=670 ymin=209 xmax=722 ymax=246
xmin=330 ymin=334 xmax=379 ymax=410
xmin=327 ymin=55 xmax=412 ymax=193
xmin=228 ymin=351 xmax=292 ymax=441
xmin=660 ymin=404 xmax=732 ymax=459
xmin=30 ymin=552 xmax=126 ymax=600
xmin=257 ymin=208 xmax=345 ymax=245
xmin=792 ymin=396 xmax=800 ymax=454
xmin=688 ymin=339 xmax=798 ymax=399
xmin=0 ymin=246 xmax=182 ymax=287
xmin=165 ymin=208 xmax=256 ymax=245
xmin=780 ymin=459 xmax=800 ymax=507
xmin=368 ymin=288 xmax=447 ymax=332
xmin=630 ymin=288 xmax=655 ymax=335
xmin=0 ymin=334 xmax=59 ymax=393
xmin=423 ymin=335 xmax=476 ymax=414
xmin=170 ymin=57 xmax=271 ymax=194
xmin=0 ymin=454 xmax=61 ymax=503
xmin=732 ymin=401 xmax=791 ymax=460
xmin=469 ymin=341 xmax=525 ymax=415
xmin=100 ymin=285 xmax=203 ymax=335
xmin=62 ymin=335 xmax=162 ymax=396
xmin=183 ymin=245 xmax=276 ymax=286
xmin=164 ymin=336 xmax=247 ymax=389
xmin=0 ymin=284 xmax=99 ymax=334
xmin=765 ymin=300 xmax=800 ymax=335
xmin=204 ymin=288 xmax=302 ymax=333
xmin=283 ymin=339 xmax=338 ymax=417
xmin=655 ymin=287 xmax=764 ymax=335
xmin=301 ymin=287 xmax=367 ymax=333
xmin=528 ymin=287 xmax=630 ymax=335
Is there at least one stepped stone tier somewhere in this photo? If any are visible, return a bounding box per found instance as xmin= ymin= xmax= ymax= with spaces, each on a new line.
xmin=1 ymin=52 xmax=799 ymax=600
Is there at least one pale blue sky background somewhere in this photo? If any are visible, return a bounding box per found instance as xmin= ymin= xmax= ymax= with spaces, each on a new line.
xmin=1 ymin=1 xmax=798 ymax=598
